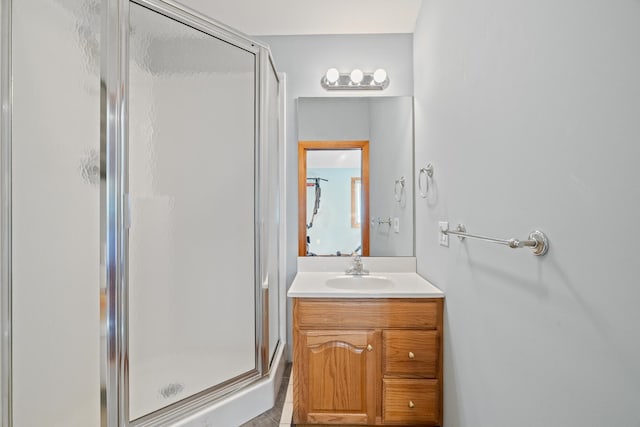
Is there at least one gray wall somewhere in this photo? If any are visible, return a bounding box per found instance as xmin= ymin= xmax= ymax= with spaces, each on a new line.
xmin=298 ymin=98 xmax=370 ymax=141
xmin=414 ymin=1 xmax=640 ymax=426
xmin=259 ymin=34 xmax=414 ymax=358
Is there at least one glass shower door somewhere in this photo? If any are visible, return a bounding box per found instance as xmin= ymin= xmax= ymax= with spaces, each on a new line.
xmin=10 ymin=0 xmax=102 ymax=426
xmin=128 ymin=3 xmax=258 ymax=421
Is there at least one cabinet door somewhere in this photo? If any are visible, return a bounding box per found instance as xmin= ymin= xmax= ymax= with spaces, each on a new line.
xmin=295 ymin=330 xmax=377 ymax=425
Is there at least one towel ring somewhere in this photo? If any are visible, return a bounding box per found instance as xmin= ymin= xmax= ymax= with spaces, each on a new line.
xmin=394 ymin=176 xmax=405 ymax=202
xmin=418 ymin=164 xmax=434 ymax=198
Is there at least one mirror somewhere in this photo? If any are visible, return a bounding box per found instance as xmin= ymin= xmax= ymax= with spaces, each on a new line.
xmin=297 ymin=97 xmax=414 ymax=257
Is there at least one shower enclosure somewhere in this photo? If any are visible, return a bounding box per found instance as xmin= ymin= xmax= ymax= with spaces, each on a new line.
xmin=0 ymin=0 xmax=283 ymax=426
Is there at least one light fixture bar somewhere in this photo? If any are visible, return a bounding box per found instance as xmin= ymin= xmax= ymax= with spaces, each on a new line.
xmin=321 ymin=69 xmax=389 ymax=91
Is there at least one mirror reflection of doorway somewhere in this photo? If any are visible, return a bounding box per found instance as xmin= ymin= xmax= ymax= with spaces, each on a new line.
xmin=298 ymin=141 xmax=370 ymax=256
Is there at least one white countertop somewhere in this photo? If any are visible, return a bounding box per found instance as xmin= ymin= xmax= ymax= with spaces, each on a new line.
xmin=287 ymin=272 xmax=444 ymax=299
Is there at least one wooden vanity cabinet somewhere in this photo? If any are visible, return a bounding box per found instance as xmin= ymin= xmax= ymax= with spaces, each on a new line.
xmin=293 ymin=298 xmax=443 ymax=426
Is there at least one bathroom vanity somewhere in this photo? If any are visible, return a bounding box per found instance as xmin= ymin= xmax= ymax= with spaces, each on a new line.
xmin=288 ymin=261 xmax=444 ymax=426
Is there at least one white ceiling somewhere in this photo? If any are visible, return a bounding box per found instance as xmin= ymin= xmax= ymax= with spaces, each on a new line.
xmin=179 ymin=0 xmax=423 ymax=36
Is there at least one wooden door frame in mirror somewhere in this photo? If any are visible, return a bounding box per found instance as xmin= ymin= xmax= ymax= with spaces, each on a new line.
xmin=298 ymin=140 xmax=370 ymax=257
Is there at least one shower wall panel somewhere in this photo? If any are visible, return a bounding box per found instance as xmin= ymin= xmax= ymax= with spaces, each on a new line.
xmin=128 ymin=3 xmax=257 ymax=420
xmin=11 ymin=0 xmax=101 ymax=426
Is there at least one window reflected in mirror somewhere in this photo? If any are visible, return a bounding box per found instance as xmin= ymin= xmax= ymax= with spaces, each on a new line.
xmin=351 ymin=177 xmax=361 ymax=229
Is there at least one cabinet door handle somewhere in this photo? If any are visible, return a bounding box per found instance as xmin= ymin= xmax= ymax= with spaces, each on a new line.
xmin=367 ymin=344 xmax=373 ymax=352
xmin=408 ymin=351 xmax=415 ymax=359
xmin=408 ymin=400 xmax=415 ymax=409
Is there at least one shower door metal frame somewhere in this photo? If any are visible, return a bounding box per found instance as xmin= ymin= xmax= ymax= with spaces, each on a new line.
xmin=259 ymin=48 xmax=283 ymax=372
xmin=103 ymin=0 xmax=273 ymax=426
xmin=0 ymin=0 xmax=12 ymax=425
xmin=101 ymin=1 xmax=128 ymax=426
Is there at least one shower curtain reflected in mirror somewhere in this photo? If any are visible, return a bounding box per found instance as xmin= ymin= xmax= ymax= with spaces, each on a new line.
xmin=128 ymin=3 xmax=257 ymax=420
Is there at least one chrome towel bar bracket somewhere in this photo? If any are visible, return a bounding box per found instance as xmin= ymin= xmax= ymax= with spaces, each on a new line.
xmin=371 ymin=217 xmax=392 ymax=226
xmin=394 ymin=176 xmax=405 ymax=202
xmin=418 ymin=164 xmax=434 ymax=198
xmin=443 ymin=223 xmax=549 ymax=256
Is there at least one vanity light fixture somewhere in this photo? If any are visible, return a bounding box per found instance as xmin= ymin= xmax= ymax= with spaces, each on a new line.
xmin=321 ymin=68 xmax=389 ymax=91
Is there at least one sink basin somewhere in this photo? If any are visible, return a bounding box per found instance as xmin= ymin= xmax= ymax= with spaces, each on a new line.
xmin=325 ymin=275 xmax=394 ymax=290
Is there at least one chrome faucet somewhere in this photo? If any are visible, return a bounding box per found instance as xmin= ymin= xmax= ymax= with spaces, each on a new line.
xmin=345 ymin=255 xmax=369 ymax=275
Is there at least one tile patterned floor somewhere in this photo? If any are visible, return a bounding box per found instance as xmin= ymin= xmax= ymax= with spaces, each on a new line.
xmin=240 ymin=363 xmax=293 ymax=427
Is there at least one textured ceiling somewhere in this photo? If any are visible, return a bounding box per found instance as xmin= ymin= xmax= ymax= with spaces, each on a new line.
xmin=178 ymin=0 xmax=423 ymax=35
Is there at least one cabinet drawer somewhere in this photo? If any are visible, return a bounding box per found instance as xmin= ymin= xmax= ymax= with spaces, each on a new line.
xmin=383 ymin=379 xmax=439 ymax=425
xmin=383 ymin=330 xmax=438 ymax=378
xmin=295 ymin=299 xmax=439 ymax=329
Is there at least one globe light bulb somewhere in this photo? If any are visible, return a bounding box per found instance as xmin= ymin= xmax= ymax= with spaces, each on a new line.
xmin=373 ymin=68 xmax=388 ymax=84
xmin=325 ymin=68 xmax=339 ymax=84
xmin=350 ymin=69 xmax=364 ymax=84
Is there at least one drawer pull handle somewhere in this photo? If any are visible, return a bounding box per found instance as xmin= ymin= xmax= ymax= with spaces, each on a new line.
xmin=408 ymin=351 xmax=415 ymax=359
xmin=408 ymin=400 xmax=415 ymax=409
xmin=367 ymin=344 xmax=373 ymax=352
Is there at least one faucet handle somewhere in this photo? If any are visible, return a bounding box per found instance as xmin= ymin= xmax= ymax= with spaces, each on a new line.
xmin=345 ymin=254 xmax=365 ymax=274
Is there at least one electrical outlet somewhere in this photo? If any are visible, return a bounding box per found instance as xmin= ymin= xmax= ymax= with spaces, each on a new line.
xmin=393 ymin=217 xmax=400 ymax=233
xmin=438 ymin=221 xmax=449 ymax=247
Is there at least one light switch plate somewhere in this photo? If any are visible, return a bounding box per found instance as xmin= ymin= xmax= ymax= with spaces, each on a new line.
xmin=393 ymin=217 xmax=400 ymax=233
xmin=438 ymin=221 xmax=449 ymax=247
